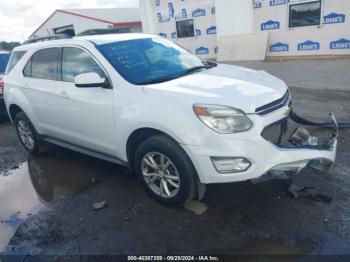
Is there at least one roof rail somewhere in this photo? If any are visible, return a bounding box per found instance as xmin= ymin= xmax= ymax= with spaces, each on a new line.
xmin=77 ymin=27 xmax=132 ymax=36
xmin=23 ymin=34 xmax=73 ymax=45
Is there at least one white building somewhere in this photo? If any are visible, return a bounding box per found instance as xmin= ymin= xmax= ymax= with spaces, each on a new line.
xmin=140 ymin=0 xmax=350 ymax=61
xmin=30 ymin=8 xmax=142 ymax=39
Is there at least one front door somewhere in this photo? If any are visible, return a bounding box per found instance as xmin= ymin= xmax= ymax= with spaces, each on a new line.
xmin=54 ymin=47 xmax=116 ymax=156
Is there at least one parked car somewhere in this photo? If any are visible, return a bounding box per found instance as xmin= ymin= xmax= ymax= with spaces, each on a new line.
xmin=3 ymin=34 xmax=337 ymax=205
xmin=0 ymin=51 xmax=11 ymax=119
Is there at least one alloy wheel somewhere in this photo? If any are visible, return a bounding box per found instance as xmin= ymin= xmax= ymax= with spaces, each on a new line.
xmin=17 ymin=120 xmax=35 ymax=150
xmin=141 ymin=152 xmax=181 ymax=198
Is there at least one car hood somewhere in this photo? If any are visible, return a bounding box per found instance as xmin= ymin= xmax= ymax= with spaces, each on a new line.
xmin=144 ymin=64 xmax=288 ymax=113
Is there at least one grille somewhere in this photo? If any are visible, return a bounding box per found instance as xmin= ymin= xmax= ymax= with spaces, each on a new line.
xmin=255 ymin=90 xmax=291 ymax=116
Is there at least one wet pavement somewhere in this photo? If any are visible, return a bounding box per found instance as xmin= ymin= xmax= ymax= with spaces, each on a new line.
xmin=0 ymin=164 xmax=42 ymax=252
xmin=0 ymin=87 xmax=350 ymax=258
xmin=0 ymin=150 xmax=114 ymax=253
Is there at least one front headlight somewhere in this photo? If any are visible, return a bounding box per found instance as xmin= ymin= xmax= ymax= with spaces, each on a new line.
xmin=193 ymin=105 xmax=253 ymax=134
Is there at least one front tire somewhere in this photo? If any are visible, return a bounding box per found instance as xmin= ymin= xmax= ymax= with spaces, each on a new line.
xmin=134 ymin=135 xmax=197 ymax=206
xmin=14 ymin=112 xmax=47 ymax=155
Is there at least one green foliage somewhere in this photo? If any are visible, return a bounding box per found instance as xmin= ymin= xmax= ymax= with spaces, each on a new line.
xmin=0 ymin=41 xmax=21 ymax=51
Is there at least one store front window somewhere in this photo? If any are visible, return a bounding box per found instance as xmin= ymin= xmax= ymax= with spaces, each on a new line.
xmin=289 ymin=1 xmax=322 ymax=28
xmin=176 ymin=19 xmax=195 ymax=38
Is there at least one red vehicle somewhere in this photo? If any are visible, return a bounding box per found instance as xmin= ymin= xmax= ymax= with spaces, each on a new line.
xmin=0 ymin=51 xmax=11 ymax=119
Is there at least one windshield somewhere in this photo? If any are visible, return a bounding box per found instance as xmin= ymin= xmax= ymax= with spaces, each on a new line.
xmin=96 ymin=37 xmax=215 ymax=85
xmin=0 ymin=53 xmax=10 ymax=73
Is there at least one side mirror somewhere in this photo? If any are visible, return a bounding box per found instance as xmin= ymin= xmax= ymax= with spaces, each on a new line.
xmin=74 ymin=72 xmax=111 ymax=89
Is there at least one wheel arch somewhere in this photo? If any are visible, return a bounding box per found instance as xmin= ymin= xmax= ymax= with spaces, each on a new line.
xmin=8 ymin=104 xmax=24 ymax=122
xmin=126 ymin=127 xmax=182 ymax=169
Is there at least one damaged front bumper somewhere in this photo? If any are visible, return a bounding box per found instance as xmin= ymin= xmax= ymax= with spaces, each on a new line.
xmin=183 ymin=105 xmax=338 ymax=184
xmin=256 ymin=110 xmax=338 ymax=182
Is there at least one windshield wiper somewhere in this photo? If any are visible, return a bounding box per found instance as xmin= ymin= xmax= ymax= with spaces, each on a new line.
xmin=139 ymin=64 xmax=215 ymax=85
xmin=182 ymin=65 xmax=213 ymax=75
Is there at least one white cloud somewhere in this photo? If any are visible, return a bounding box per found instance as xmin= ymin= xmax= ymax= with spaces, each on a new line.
xmin=0 ymin=0 xmax=140 ymax=42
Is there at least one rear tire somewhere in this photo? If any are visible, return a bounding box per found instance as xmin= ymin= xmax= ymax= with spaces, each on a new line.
xmin=134 ymin=135 xmax=197 ymax=206
xmin=14 ymin=112 xmax=47 ymax=155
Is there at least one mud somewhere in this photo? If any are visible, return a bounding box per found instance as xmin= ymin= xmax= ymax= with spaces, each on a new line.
xmin=0 ymin=87 xmax=350 ymax=257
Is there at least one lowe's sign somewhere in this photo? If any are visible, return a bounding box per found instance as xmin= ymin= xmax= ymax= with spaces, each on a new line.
xmin=270 ymin=0 xmax=289 ymax=6
xmin=323 ymin=13 xmax=346 ymax=24
xmin=330 ymin=39 xmax=350 ymax=49
xmin=298 ymin=40 xmax=320 ymax=51
xmin=206 ymin=26 xmax=216 ymax=35
xmin=261 ymin=20 xmax=280 ymax=30
xmin=192 ymin=8 xmax=206 ymax=17
xmin=196 ymin=47 xmax=209 ymax=55
xmin=254 ymin=0 xmax=262 ymax=9
xmin=159 ymin=33 xmax=167 ymax=38
xmin=269 ymin=42 xmax=289 ymax=52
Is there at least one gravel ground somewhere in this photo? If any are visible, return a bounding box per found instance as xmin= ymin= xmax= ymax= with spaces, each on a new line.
xmin=0 ymin=87 xmax=350 ymax=258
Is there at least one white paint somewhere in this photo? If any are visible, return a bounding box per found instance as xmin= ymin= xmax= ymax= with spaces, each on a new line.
xmin=215 ymin=0 xmax=254 ymax=36
xmin=140 ymin=0 xmax=157 ymax=34
xmin=217 ymin=32 xmax=268 ymax=62
xmin=5 ymin=34 xmax=337 ymax=186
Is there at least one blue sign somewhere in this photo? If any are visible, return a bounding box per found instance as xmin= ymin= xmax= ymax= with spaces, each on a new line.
xmin=159 ymin=33 xmax=167 ymax=38
xmin=254 ymin=0 xmax=262 ymax=9
xmin=196 ymin=29 xmax=201 ymax=36
xmin=171 ymin=32 xmax=177 ymax=39
xmin=270 ymin=0 xmax=289 ymax=6
xmin=157 ymin=13 xmax=170 ymax=23
xmin=324 ymin=13 xmax=346 ymax=24
xmin=330 ymin=38 xmax=350 ymax=49
xmin=269 ymin=42 xmax=289 ymax=52
xmin=206 ymin=26 xmax=216 ymax=35
xmin=175 ymin=8 xmax=187 ymax=20
xmin=261 ymin=20 xmax=280 ymax=30
xmin=192 ymin=8 xmax=206 ymax=17
xmin=168 ymin=3 xmax=174 ymax=18
xmin=196 ymin=47 xmax=209 ymax=55
xmin=214 ymin=47 xmax=219 ymax=54
xmin=211 ymin=7 xmax=216 ymax=15
xmin=181 ymin=8 xmax=187 ymax=19
xmin=298 ymin=40 xmax=320 ymax=51
xmin=155 ymin=0 xmax=160 ymax=7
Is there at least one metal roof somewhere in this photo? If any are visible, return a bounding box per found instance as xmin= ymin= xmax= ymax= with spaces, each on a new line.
xmin=30 ymin=8 xmax=141 ymax=37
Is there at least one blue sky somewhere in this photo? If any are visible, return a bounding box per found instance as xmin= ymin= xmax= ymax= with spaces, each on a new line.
xmin=0 ymin=0 xmax=140 ymax=42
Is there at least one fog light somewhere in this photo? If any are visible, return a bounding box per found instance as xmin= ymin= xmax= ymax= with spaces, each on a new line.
xmin=211 ymin=157 xmax=251 ymax=174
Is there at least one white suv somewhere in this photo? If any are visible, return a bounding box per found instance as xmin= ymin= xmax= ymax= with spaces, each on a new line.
xmin=4 ymin=34 xmax=337 ymax=205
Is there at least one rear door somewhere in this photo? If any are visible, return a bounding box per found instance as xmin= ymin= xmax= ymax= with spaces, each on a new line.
xmin=22 ymin=48 xmax=61 ymax=134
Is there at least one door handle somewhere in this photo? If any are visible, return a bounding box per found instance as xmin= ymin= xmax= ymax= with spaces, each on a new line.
xmin=59 ymin=91 xmax=69 ymax=99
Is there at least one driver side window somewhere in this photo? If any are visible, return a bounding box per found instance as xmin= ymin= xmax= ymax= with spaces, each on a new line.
xmin=62 ymin=47 xmax=105 ymax=83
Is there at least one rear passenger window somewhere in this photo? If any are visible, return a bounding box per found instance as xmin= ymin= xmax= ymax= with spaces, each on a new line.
xmin=23 ymin=59 xmax=31 ymax=77
xmin=5 ymin=51 xmax=25 ymax=74
xmin=62 ymin=47 xmax=105 ymax=83
xmin=30 ymin=48 xmax=60 ymax=80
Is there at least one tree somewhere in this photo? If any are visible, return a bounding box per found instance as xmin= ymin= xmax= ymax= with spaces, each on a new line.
xmin=0 ymin=41 xmax=21 ymax=51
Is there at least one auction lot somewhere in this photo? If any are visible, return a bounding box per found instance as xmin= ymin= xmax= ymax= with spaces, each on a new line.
xmin=1 ymin=87 xmax=350 ymax=258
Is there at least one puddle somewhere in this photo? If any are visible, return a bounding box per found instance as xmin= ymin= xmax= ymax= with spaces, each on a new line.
xmin=0 ymin=150 xmax=114 ymax=252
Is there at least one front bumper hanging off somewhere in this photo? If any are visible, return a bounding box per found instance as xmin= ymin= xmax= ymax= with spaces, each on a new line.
xmin=183 ymin=105 xmax=339 ymax=185
xmin=257 ymin=109 xmax=339 ymax=182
